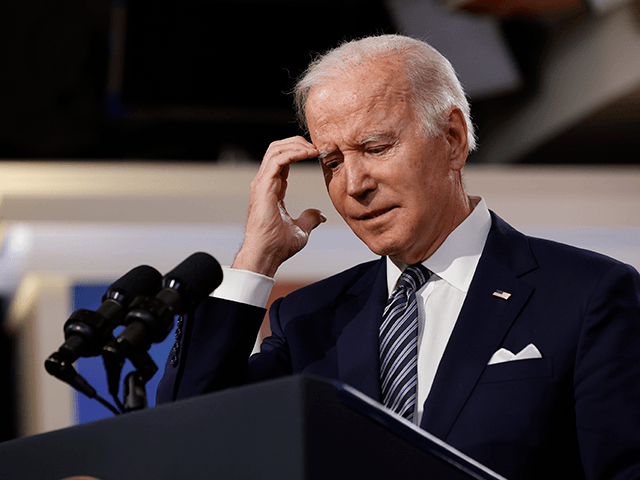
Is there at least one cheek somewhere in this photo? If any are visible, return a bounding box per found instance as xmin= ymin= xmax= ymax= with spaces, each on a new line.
xmin=326 ymin=179 xmax=345 ymax=211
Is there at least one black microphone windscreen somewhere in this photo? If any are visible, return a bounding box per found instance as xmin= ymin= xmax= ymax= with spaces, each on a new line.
xmin=162 ymin=252 xmax=223 ymax=305
xmin=103 ymin=265 xmax=163 ymax=305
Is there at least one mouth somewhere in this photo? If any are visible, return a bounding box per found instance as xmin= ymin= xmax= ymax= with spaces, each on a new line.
xmin=358 ymin=206 xmax=397 ymax=220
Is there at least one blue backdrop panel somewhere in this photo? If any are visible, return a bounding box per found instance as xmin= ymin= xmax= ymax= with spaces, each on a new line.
xmin=72 ymin=283 xmax=175 ymax=424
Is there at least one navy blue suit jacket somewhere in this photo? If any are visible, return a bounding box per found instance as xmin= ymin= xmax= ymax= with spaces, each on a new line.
xmin=157 ymin=212 xmax=640 ymax=480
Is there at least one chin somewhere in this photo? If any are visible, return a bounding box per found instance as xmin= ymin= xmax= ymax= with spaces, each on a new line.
xmin=360 ymin=236 xmax=405 ymax=259
xmin=350 ymin=222 xmax=413 ymax=258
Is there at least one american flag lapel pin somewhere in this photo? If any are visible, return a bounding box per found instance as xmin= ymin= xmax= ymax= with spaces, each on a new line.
xmin=493 ymin=290 xmax=512 ymax=300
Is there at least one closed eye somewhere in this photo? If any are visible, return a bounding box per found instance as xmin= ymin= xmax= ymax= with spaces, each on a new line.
xmin=317 ymin=149 xmax=340 ymax=169
xmin=326 ymin=159 xmax=341 ymax=170
xmin=367 ymin=146 xmax=388 ymax=155
xmin=318 ymin=155 xmax=342 ymax=171
xmin=361 ymin=136 xmax=396 ymax=156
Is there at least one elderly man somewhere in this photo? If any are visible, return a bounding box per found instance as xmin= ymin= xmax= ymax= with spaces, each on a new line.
xmin=158 ymin=35 xmax=640 ymax=480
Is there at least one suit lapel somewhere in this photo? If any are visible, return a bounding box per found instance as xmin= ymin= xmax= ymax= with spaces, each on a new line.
xmin=336 ymin=257 xmax=388 ymax=401
xmin=420 ymin=213 xmax=537 ymax=439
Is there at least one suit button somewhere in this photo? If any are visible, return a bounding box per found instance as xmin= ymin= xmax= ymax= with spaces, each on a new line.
xmin=173 ymin=340 xmax=180 ymax=353
xmin=170 ymin=354 xmax=178 ymax=367
xmin=176 ymin=316 xmax=184 ymax=328
xmin=175 ymin=327 xmax=182 ymax=340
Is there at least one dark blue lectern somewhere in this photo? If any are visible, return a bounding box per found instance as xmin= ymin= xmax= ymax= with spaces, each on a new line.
xmin=0 ymin=375 xmax=505 ymax=480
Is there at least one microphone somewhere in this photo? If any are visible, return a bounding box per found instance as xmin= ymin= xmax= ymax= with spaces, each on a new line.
xmin=45 ymin=265 xmax=163 ymax=372
xmin=45 ymin=265 xmax=163 ymax=405
xmin=102 ymin=252 xmax=223 ymax=369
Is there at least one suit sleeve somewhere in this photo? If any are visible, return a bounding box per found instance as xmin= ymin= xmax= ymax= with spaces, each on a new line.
xmin=156 ymin=296 xmax=266 ymax=403
xmin=574 ymin=262 xmax=640 ymax=479
xmin=155 ymin=295 xmax=296 ymax=404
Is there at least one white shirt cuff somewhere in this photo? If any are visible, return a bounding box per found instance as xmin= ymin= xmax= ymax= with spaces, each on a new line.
xmin=212 ymin=266 xmax=275 ymax=308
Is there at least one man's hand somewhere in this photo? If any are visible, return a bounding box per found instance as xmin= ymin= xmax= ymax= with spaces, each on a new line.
xmin=232 ymin=136 xmax=327 ymax=277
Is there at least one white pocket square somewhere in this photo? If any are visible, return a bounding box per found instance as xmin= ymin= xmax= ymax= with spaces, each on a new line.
xmin=488 ymin=343 xmax=542 ymax=365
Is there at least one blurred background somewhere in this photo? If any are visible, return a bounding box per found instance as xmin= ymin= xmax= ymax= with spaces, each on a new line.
xmin=0 ymin=0 xmax=639 ymax=442
xmin=2 ymin=0 xmax=640 ymax=163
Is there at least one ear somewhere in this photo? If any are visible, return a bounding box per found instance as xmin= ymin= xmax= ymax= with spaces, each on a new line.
xmin=445 ymin=106 xmax=469 ymax=172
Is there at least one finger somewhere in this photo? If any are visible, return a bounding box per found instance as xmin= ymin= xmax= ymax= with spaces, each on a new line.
xmin=266 ymin=135 xmax=315 ymax=153
xmin=261 ymin=136 xmax=318 ymax=174
xmin=253 ymin=137 xmax=318 ymax=200
xmin=294 ymin=208 xmax=328 ymax=236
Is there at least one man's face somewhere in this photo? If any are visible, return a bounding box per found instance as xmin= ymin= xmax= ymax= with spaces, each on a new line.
xmin=305 ymin=59 xmax=469 ymax=265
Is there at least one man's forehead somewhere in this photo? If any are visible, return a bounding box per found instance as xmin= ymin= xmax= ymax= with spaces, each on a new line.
xmin=305 ymin=60 xmax=413 ymax=154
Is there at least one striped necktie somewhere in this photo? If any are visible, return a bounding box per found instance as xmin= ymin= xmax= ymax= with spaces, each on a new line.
xmin=379 ymin=264 xmax=431 ymax=421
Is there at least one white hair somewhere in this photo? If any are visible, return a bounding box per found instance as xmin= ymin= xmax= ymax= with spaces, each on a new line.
xmin=293 ymin=34 xmax=477 ymax=151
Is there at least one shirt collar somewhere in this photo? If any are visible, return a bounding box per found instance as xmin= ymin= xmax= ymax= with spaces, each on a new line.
xmin=386 ymin=197 xmax=492 ymax=295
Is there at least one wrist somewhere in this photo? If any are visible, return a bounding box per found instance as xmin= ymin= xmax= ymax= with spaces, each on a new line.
xmin=232 ymin=247 xmax=280 ymax=278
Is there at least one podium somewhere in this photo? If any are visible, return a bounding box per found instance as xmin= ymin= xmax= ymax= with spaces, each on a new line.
xmin=0 ymin=375 xmax=505 ymax=479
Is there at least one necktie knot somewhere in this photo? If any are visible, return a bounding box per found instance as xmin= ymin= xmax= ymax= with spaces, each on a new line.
xmin=396 ymin=264 xmax=431 ymax=295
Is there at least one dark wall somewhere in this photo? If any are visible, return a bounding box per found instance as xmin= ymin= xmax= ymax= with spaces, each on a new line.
xmin=0 ymin=0 xmax=395 ymax=161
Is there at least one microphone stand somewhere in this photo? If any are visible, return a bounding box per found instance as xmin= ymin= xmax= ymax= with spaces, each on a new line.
xmin=104 ymin=349 xmax=158 ymax=413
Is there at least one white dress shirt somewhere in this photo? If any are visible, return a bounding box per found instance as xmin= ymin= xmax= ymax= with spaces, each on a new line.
xmin=214 ymin=198 xmax=492 ymax=425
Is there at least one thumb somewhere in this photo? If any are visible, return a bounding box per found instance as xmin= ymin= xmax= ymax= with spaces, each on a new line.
xmin=294 ymin=208 xmax=327 ymax=235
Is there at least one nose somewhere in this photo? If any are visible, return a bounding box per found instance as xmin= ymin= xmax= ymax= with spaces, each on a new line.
xmin=344 ymin=157 xmax=376 ymax=200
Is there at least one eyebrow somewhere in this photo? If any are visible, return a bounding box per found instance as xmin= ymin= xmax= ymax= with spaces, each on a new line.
xmin=317 ymin=150 xmax=332 ymax=161
xmin=359 ymin=132 xmax=395 ymax=145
